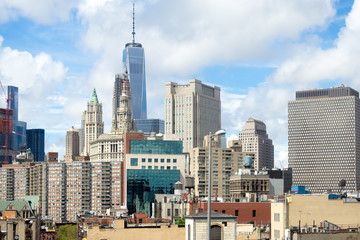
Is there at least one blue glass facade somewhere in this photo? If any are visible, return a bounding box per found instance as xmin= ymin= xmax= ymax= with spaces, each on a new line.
xmin=122 ymin=43 xmax=147 ymax=120
xmin=8 ymin=86 xmax=27 ymax=151
xmin=130 ymin=140 xmax=183 ymax=155
xmin=26 ymin=129 xmax=45 ymax=162
xmin=127 ymin=169 xmax=180 ymax=215
xmin=135 ymin=118 xmax=164 ymax=134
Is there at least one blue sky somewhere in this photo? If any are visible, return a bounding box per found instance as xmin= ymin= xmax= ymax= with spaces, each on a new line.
xmin=0 ymin=0 xmax=358 ymax=166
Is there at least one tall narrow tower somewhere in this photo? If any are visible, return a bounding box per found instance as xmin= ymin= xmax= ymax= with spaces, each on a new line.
xmin=122 ymin=3 xmax=147 ymax=120
xmin=238 ymin=118 xmax=274 ymax=171
xmin=83 ymin=89 xmax=104 ymax=155
xmin=64 ymin=126 xmax=80 ymax=162
xmin=112 ymin=73 xmax=136 ymax=134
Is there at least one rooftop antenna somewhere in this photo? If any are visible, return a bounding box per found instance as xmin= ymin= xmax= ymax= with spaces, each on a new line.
xmin=132 ymin=3 xmax=136 ymax=44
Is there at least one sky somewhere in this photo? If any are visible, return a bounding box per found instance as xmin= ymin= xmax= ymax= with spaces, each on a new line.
xmin=0 ymin=0 xmax=358 ymax=167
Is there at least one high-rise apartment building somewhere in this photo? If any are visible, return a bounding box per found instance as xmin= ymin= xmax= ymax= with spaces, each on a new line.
xmin=83 ymin=89 xmax=104 ymax=156
xmin=64 ymin=127 xmax=80 ymax=162
xmin=238 ymin=118 xmax=274 ymax=171
xmin=190 ymin=136 xmax=255 ymax=201
xmin=26 ymin=129 xmax=45 ymax=162
xmin=288 ymin=85 xmax=360 ymax=193
xmin=122 ymin=5 xmax=147 ymax=120
xmin=165 ymin=79 xmax=221 ymax=153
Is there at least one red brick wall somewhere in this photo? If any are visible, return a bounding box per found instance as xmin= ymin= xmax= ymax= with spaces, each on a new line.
xmin=198 ymin=202 xmax=271 ymax=225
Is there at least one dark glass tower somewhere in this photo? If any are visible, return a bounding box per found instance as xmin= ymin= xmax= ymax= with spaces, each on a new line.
xmin=26 ymin=129 xmax=45 ymax=162
xmin=122 ymin=4 xmax=147 ymax=120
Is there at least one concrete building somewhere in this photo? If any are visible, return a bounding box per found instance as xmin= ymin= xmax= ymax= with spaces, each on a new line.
xmin=238 ymin=118 xmax=274 ymax=171
xmin=152 ymin=193 xmax=190 ymax=223
xmin=271 ymin=194 xmax=360 ymax=240
xmin=82 ymin=89 xmax=104 ymax=156
xmin=229 ymin=169 xmax=270 ymax=202
xmin=288 ymin=85 xmax=360 ymax=193
xmin=89 ymin=134 xmax=124 ymax=162
xmin=63 ymin=126 xmax=80 ymax=162
xmin=185 ymin=211 xmax=237 ymax=240
xmin=0 ymin=198 xmax=40 ymax=240
xmin=190 ymin=136 xmax=255 ymax=201
xmin=165 ymin=79 xmax=221 ymax=153
xmin=111 ymin=73 xmax=136 ymax=134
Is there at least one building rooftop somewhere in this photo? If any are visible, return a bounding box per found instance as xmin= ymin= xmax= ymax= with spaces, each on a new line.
xmin=185 ymin=211 xmax=237 ymax=220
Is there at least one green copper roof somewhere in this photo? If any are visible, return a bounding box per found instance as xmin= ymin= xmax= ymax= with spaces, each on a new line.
xmin=90 ymin=88 xmax=99 ymax=104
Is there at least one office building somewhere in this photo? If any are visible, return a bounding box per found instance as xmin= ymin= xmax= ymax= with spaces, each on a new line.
xmin=26 ymin=129 xmax=45 ymax=162
xmin=165 ymin=79 xmax=221 ymax=153
xmin=82 ymin=89 xmax=104 ymax=155
xmin=64 ymin=126 xmax=80 ymax=162
xmin=136 ymin=118 xmax=164 ymax=134
xmin=190 ymin=136 xmax=255 ymax=201
xmin=111 ymin=73 xmax=136 ymax=134
xmin=122 ymin=5 xmax=147 ymax=120
xmin=238 ymin=118 xmax=274 ymax=171
xmin=288 ymin=85 xmax=360 ymax=193
xmin=8 ymin=86 xmax=27 ymax=152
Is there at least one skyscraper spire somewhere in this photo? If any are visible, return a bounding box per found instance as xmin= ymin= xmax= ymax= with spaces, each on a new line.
xmin=132 ymin=2 xmax=136 ymax=44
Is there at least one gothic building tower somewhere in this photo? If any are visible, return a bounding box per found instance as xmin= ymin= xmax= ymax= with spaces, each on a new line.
xmin=83 ymin=89 xmax=104 ymax=155
xmin=111 ymin=73 xmax=136 ymax=134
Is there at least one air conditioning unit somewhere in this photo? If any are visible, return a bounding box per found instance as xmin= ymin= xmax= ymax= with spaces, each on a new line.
xmin=301 ymin=227 xmax=308 ymax=233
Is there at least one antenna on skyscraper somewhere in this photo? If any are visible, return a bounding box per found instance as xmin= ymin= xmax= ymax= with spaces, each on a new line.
xmin=132 ymin=2 xmax=136 ymax=44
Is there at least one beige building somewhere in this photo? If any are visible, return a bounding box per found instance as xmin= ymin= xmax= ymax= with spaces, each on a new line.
xmin=87 ymin=219 xmax=185 ymax=240
xmin=229 ymin=169 xmax=269 ymax=202
xmin=89 ymin=134 xmax=124 ymax=162
xmin=64 ymin=126 xmax=80 ymax=162
xmin=271 ymin=194 xmax=360 ymax=240
xmin=190 ymin=136 xmax=255 ymax=201
xmin=185 ymin=211 xmax=237 ymax=240
xmin=289 ymin=85 xmax=360 ymax=193
xmin=82 ymin=88 xmax=104 ymax=156
xmin=238 ymin=118 xmax=274 ymax=171
xmin=165 ymin=79 xmax=221 ymax=153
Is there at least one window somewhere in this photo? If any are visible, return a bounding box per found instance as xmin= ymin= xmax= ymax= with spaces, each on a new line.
xmin=235 ymin=210 xmax=239 ymax=216
xmin=130 ymin=158 xmax=138 ymax=166
xmin=222 ymin=210 xmax=226 ymax=214
xmin=252 ymin=210 xmax=256 ymax=217
xmin=161 ymin=159 xmax=165 ymax=163
xmin=161 ymin=166 xmax=164 ymax=170
xmin=173 ymin=159 xmax=177 ymax=163
xmin=274 ymin=213 xmax=280 ymax=222
xmin=175 ymin=209 xmax=179 ymax=216
xmin=142 ymin=166 xmax=146 ymax=169
xmin=148 ymin=166 xmax=152 ymax=169
xmin=167 ymin=166 xmax=171 ymax=170
xmin=148 ymin=158 xmax=152 ymax=162
xmin=167 ymin=209 xmax=171 ymax=216
xmin=167 ymin=159 xmax=171 ymax=163
xmin=154 ymin=166 xmax=158 ymax=169
xmin=155 ymin=158 xmax=158 ymax=162
xmin=173 ymin=166 xmax=177 ymax=170
xmin=142 ymin=158 xmax=146 ymax=162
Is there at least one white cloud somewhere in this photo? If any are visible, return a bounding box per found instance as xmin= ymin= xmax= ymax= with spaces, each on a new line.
xmin=0 ymin=0 xmax=80 ymax=24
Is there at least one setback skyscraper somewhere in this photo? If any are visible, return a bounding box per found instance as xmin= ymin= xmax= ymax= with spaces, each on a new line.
xmin=122 ymin=4 xmax=147 ymax=120
xmin=164 ymin=79 xmax=221 ymax=153
xmin=288 ymin=85 xmax=360 ymax=193
xmin=82 ymin=89 xmax=104 ymax=156
xmin=238 ymin=118 xmax=274 ymax=171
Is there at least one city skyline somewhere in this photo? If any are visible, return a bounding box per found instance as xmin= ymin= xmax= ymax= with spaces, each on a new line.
xmin=0 ymin=0 xmax=357 ymax=167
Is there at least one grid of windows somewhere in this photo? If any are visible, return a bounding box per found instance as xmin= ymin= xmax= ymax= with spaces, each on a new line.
xmin=130 ymin=140 xmax=183 ymax=155
xmin=289 ymin=87 xmax=360 ymax=193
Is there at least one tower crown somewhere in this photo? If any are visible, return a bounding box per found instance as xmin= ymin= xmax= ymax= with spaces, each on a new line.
xmin=90 ymin=88 xmax=99 ymax=104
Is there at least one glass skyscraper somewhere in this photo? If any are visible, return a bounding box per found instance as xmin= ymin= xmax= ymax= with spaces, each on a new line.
xmin=26 ymin=129 xmax=45 ymax=162
xmin=8 ymin=86 xmax=27 ymax=151
xmin=122 ymin=42 xmax=147 ymax=120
